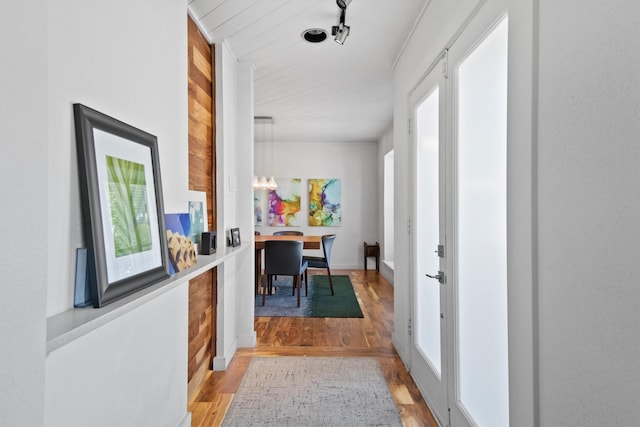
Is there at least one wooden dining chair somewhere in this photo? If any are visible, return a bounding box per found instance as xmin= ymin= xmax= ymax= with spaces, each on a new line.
xmin=303 ymin=234 xmax=336 ymax=296
xmin=263 ymin=240 xmax=308 ymax=307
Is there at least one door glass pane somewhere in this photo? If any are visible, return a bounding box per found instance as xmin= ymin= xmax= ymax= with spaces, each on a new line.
xmin=457 ymin=16 xmax=509 ymax=427
xmin=416 ymin=87 xmax=441 ymax=376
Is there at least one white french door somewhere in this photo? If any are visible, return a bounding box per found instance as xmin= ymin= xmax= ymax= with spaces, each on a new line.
xmin=410 ymin=57 xmax=448 ymax=425
xmin=447 ymin=10 xmax=509 ymax=427
xmin=410 ymin=2 xmax=509 ymax=426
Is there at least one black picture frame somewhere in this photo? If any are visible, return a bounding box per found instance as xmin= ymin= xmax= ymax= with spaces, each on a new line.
xmin=231 ymin=227 xmax=241 ymax=247
xmin=74 ymin=104 xmax=170 ymax=307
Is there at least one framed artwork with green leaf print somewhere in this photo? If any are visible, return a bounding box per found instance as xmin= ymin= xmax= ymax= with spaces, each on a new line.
xmin=74 ymin=104 xmax=170 ymax=307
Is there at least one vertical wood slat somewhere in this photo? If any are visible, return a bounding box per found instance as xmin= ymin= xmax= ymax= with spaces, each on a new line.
xmin=187 ymin=15 xmax=217 ymax=402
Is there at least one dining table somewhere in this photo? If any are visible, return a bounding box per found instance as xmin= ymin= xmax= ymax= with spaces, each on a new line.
xmin=254 ymin=234 xmax=322 ymax=293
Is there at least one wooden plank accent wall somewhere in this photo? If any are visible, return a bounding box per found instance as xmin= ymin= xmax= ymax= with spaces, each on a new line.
xmin=187 ymin=15 xmax=217 ymax=402
xmin=188 ymin=17 xmax=215 ymax=230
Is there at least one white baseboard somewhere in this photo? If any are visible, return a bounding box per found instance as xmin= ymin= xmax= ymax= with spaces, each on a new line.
xmin=329 ymin=263 xmax=361 ymax=270
xmin=212 ymin=331 xmax=256 ymax=371
xmin=380 ymin=262 xmax=394 ymax=285
xmin=392 ymin=333 xmax=443 ymax=425
xmin=392 ymin=333 xmax=408 ymax=365
xmin=213 ymin=338 xmax=238 ymax=371
xmin=237 ymin=331 xmax=256 ymax=348
xmin=177 ymin=412 xmax=192 ymax=427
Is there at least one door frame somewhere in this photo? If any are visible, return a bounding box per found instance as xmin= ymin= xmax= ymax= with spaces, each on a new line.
xmin=408 ymin=52 xmax=449 ymax=426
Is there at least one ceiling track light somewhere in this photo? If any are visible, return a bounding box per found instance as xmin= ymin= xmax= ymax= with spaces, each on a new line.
xmin=336 ymin=0 xmax=352 ymax=9
xmin=331 ymin=9 xmax=351 ymax=45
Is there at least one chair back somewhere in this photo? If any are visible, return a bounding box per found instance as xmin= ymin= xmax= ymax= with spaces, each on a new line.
xmin=321 ymin=234 xmax=337 ymax=264
xmin=264 ymin=240 xmax=304 ymax=276
xmin=273 ymin=230 xmax=304 ymax=236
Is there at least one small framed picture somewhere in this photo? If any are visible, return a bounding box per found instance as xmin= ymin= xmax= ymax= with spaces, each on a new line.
xmin=188 ymin=190 xmax=208 ymax=250
xmin=230 ymin=227 xmax=241 ymax=247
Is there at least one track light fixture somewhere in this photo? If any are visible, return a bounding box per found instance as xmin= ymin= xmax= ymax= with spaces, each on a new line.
xmin=336 ymin=0 xmax=352 ymax=9
xmin=331 ymin=8 xmax=350 ymax=45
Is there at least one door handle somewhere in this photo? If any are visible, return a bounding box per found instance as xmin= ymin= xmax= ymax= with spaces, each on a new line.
xmin=426 ymin=271 xmax=445 ymax=284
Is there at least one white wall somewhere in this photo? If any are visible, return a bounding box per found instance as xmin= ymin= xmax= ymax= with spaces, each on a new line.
xmin=41 ymin=1 xmax=193 ymax=426
xmin=393 ymin=0 xmax=640 ymax=425
xmin=0 ymin=0 xmax=261 ymax=424
xmin=536 ymin=1 xmax=640 ymax=424
xmin=215 ymin=43 xmax=238 ymax=369
xmin=0 ymin=2 xmax=48 ymax=425
xmin=234 ymin=64 xmax=258 ymax=350
xmin=254 ymin=141 xmax=378 ymax=269
xmin=45 ymin=285 xmax=188 ymax=427
xmin=47 ymin=0 xmax=189 ymax=316
xmin=213 ymin=43 xmax=256 ymax=368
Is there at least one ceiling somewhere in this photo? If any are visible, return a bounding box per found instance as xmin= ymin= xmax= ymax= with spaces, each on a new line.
xmin=187 ymin=0 xmax=427 ymax=143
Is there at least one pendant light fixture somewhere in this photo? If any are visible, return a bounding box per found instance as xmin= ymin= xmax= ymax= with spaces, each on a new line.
xmin=253 ymin=116 xmax=277 ymax=190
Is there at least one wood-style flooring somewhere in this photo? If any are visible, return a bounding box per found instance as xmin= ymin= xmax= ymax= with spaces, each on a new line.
xmin=189 ymin=269 xmax=438 ymax=426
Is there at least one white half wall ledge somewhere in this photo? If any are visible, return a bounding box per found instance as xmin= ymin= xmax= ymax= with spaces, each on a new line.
xmin=47 ymin=244 xmax=250 ymax=354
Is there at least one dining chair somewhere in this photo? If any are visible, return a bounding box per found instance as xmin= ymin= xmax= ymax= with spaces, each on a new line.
xmin=303 ymin=234 xmax=336 ymax=296
xmin=273 ymin=230 xmax=304 ymax=236
xmin=271 ymin=231 xmax=303 ymax=280
xmin=262 ymin=240 xmax=308 ymax=307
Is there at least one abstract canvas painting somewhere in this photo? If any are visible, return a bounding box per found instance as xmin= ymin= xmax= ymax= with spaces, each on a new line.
xmin=309 ymin=178 xmax=342 ymax=226
xmin=268 ymin=178 xmax=302 ymax=226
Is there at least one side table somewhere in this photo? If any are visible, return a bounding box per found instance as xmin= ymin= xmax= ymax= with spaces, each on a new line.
xmin=364 ymin=241 xmax=380 ymax=272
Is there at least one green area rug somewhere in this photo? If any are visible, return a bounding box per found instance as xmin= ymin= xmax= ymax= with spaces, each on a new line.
xmin=222 ymin=357 xmax=402 ymax=427
xmin=254 ymin=275 xmax=363 ymax=318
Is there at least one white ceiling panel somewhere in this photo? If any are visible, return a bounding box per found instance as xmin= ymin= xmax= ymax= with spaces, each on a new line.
xmin=188 ymin=0 xmax=226 ymax=20
xmin=207 ymin=0 xmax=290 ymax=42
xmin=189 ymin=0 xmax=427 ymax=142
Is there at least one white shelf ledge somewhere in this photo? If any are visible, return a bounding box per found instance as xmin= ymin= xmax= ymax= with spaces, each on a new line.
xmin=46 ymin=244 xmax=249 ymax=354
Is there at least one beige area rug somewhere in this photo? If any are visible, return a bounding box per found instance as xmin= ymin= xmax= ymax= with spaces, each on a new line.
xmin=222 ymin=357 xmax=403 ymax=427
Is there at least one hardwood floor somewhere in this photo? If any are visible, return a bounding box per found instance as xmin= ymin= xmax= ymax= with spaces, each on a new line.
xmin=188 ymin=269 xmax=438 ymax=426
